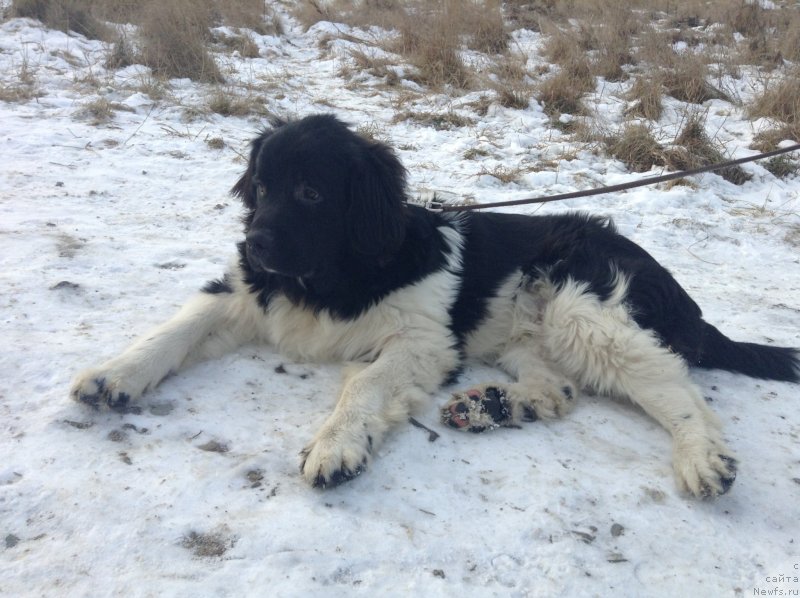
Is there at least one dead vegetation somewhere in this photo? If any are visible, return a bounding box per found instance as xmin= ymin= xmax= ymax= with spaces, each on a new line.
xmin=664 ymin=115 xmax=751 ymax=185
xmin=206 ymin=88 xmax=270 ymax=117
xmin=74 ymin=97 xmax=129 ymax=123
xmin=747 ymin=70 xmax=800 ymax=150
xmin=10 ymin=0 xmax=282 ymax=83
xmin=137 ymin=0 xmax=222 ymax=83
xmin=625 ymin=75 xmax=663 ymax=121
xmin=392 ymin=110 xmax=475 ymax=130
xmin=0 ymin=54 xmax=43 ymax=102
xmin=11 ymin=0 xmax=111 ymax=40
xmin=296 ymin=0 xmax=509 ymax=89
xmin=602 ymin=114 xmax=753 ymax=185
xmin=605 ymin=124 xmax=663 ymax=173
xmin=6 ymin=0 xmax=798 ymax=177
xmin=476 ymin=163 xmax=534 ymax=185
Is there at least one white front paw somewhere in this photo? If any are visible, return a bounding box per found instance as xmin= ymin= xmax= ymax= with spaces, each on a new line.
xmin=673 ymin=439 xmax=738 ymax=499
xmin=299 ymin=424 xmax=374 ymax=489
xmin=70 ymin=362 xmax=150 ymax=410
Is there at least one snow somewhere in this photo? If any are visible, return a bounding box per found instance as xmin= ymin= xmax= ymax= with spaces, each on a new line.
xmin=1 ymin=9 xmax=799 ymax=598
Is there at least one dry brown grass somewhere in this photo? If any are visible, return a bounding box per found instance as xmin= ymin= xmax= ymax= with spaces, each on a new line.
xmin=650 ymin=0 xmax=800 ymax=67
xmin=505 ymin=0 xmax=555 ymax=31
xmin=751 ymin=126 xmax=800 ymax=152
xmin=748 ymin=73 xmax=800 ymax=129
xmin=625 ymin=75 xmax=663 ymax=121
xmin=763 ymin=155 xmax=798 ymax=179
xmin=776 ymin=10 xmax=800 ymax=63
xmin=205 ymin=136 xmax=226 ymax=150
xmin=212 ymin=0 xmax=284 ymax=35
xmin=91 ymin=0 xmax=138 ymax=24
xmin=344 ymin=49 xmax=400 ymax=86
xmin=12 ymin=0 xmax=111 ymax=39
xmin=539 ymin=20 xmax=591 ymax=64
xmin=664 ymin=115 xmax=751 ymax=185
xmin=138 ymin=0 xmax=222 ymax=83
xmin=206 ymin=88 xmax=270 ymax=117
xmin=391 ymin=2 xmax=473 ymax=89
xmin=459 ymin=0 xmax=507 ymax=54
xmin=293 ymin=0 xmax=404 ymax=31
xmin=747 ymin=69 xmax=800 ymax=149
xmin=296 ymin=0 xmax=507 ymax=53
xmin=74 ymin=97 xmax=134 ymax=124
xmin=105 ymin=33 xmax=137 ymax=69
xmin=590 ymin=12 xmax=638 ymax=81
xmin=476 ymin=164 xmax=532 ymax=184
xmin=661 ymin=53 xmax=731 ymax=105
xmin=392 ymin=109 xmax=474 ymax=130
xmin=605 ymin=124 xmax=663 ymax=172
xmin=535 ymin=54 xmax=594 ymax=117
xmin=486 ymin=54 xmax=533 ymax=109
xmin=212 ymin=30 xmax=260 ymax=59
xmin=531 ymin=2 xmax=642 ymax=83
xmin=292 ymin=0 xmax=798 ymax=117
xmin=601 ymin=113 xmax=757 ymax=183
xmin=135 ymin=74 xmax=170 ymax=101
xmin=296 ymin=1 xmax=508 ymax=89
xmin=10 ymin=0 xmax=800 ymax=172
xmin=0 ymin=53 xmax=44 ymax=102
xmin=0 ymin=82 xmax=43 ymax=102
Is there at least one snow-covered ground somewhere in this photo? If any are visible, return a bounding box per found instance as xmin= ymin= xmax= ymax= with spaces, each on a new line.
xmin=1 ymin=9 xmax=799 ymax=597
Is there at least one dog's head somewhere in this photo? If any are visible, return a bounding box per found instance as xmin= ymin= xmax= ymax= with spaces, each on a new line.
xmin=232 ymin=115 xmax=408 ymax=281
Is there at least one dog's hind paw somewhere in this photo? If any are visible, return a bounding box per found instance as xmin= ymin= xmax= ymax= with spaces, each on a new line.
xmin=441 ymin=385 xmax=521 ymax=433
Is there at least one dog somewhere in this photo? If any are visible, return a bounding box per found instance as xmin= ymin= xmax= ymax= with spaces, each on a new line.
xmin=70 ymin=114 xmax=799 ymax=498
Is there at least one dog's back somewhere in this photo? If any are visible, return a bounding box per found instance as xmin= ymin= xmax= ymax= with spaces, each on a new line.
xmin=456 ymin=209 xmax=799 ymax=383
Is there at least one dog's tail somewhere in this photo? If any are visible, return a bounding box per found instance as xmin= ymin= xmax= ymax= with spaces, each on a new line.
xmin=689 ymin=322 xmax=799 ymax=382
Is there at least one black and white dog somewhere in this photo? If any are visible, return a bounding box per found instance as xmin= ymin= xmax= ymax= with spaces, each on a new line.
xmin=71 ymin=114 xmax=799 ymax=498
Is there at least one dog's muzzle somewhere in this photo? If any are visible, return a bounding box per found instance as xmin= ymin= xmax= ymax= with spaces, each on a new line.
xmin=245 ymin=230 xmax=275 ymax=272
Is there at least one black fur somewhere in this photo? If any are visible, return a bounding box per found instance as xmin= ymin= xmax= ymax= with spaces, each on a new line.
xmin=227 ymin=114 xmax=799 ymax=383
xmin=201 ymin=274 xmax=233 ymax=294
xmin=232 ymin=115 xmax=450 ymax=319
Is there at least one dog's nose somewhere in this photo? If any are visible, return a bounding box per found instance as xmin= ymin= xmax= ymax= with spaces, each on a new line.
xmin=246 ymin=230 xmax=275 ymax=256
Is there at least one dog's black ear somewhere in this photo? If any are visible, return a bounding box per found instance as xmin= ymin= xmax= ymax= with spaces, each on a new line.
xmin=231 ymin=134 xmax=264 ymax=210
xmin=348 ymin=140 xmax=407 ymax=262
xmin=231 ymin=118 xmax=286 ymax=209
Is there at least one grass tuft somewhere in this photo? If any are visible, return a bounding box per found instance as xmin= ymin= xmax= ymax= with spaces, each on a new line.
xmin=138 ymin=0 xmax=223 ymax=83
xmin=605 ymin=124 xmax=663 ymax=173
xmin=206 ymin=88 xmax=270 ymax=117
xmin=625 ymin=75 xmax=663 ymax=121
xmin=535 ymin=54 xmax=594 ymax=117
xmin=12 ymin=0 xmax=112 ymax=40
xmin=392 ymin=109 xmax=474 ymax=130
xmin=664 ymin=115 xmax=751 ymax=185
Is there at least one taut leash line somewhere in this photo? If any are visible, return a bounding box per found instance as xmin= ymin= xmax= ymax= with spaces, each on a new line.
xmin=424 ymin=142 xmax=800 ymax=212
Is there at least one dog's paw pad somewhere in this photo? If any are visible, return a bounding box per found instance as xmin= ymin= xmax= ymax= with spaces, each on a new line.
xmin=699 ymin=454 xmax=738 ymax=499
xmin=70 ymin=367 xmax=144 ymax=411
xmin=71 ymin=377 xmax=106 ymax=409
xmin=676 ymin=447 xmax=738 ymax=499
xmin=441 ymin=386 xmax=514 ymax=433
xmin=300 ymin=433 xmax=372 ymax=489
xmin=310 ymin=461 xmax=366 ymax=489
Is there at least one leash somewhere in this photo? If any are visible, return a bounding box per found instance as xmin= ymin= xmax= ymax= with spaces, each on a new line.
xmin=423 ymin=142 xmax=800 ymax=212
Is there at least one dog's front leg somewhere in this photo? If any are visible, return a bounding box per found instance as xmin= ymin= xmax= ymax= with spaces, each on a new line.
xmin=70 ymin=290 xmax=249 ymax=410
xmin=300 ymin=337 xmax=458 ymax=488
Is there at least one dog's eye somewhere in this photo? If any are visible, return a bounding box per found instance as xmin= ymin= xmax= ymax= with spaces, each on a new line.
xmin=300 ymin=186 xmax=321 ymax=203
xmin=255 ymin=183 xmax=267 ymax=201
